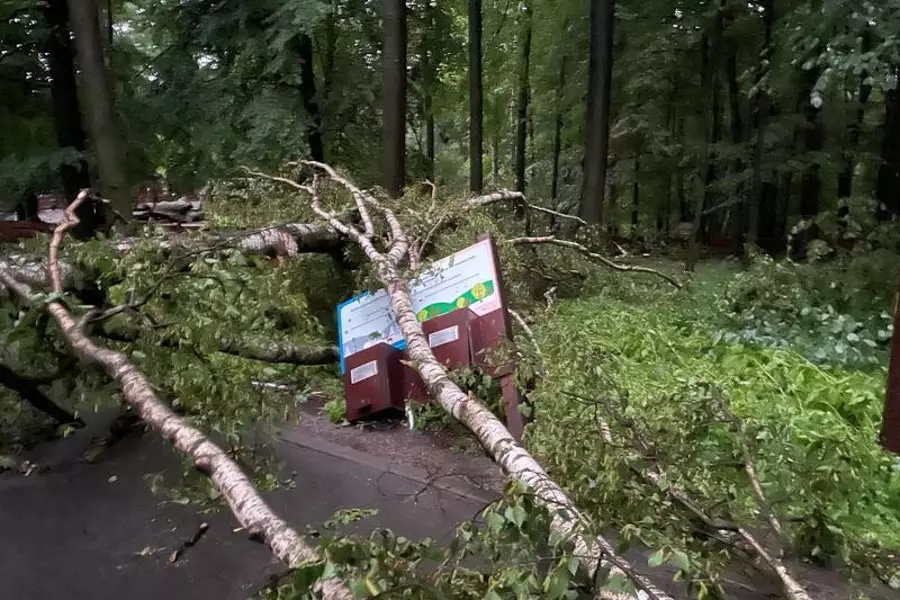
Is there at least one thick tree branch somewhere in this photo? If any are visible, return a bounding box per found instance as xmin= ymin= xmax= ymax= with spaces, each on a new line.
xmin=504 ymin=236 xmax=682 ymax=288
xmin=96 ymin=321 xmax=339 ymax=366
xmin=0 ymin=362 xmax=85 ymax=427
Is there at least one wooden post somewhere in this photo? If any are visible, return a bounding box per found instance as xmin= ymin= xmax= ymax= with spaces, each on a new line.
xmin=882 ymin=280 xmax=900 ymax=453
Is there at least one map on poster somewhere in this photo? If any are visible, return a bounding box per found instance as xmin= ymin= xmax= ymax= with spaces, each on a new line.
xmin=337 ymin=238 xmax=502 ymax=372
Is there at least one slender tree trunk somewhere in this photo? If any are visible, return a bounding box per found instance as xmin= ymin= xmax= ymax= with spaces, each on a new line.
xmin=550 ymin=57 xmax=567 ymax=204
xmin=725 ymin=32 xmax=745 ymax=243
xmin=106 ymin=0 xmax=113 ymax=46
xmin=491 ymin=134 xmax=500 ymax=185
xmin=580 ymin=0 xmax=616 ymax=225
xmin=788 ymin=69 xmax=825 ymax=258
xmin=837 ymin=33 xmax=871 ymax=204
xmin=747 ymin=0 xmax=773 ymax=249
xmin=296 ymin=35 xmax=325 ymax=162
xmin=631 ymin=156 xmax=640 ymax=238
xmin=383 ymin=0 xmax=407 ymax=198
xmin=44 ymin=0 xmax=92 ymax=238
xmin=468 ymin=0 xmax=483 ymax=192
xmin=687 ymin=30 xmax=721 ymax=271
xmin=66 ymin=0 xmax=130 ymax=221
xmin=876 ymin=65 xmax=900 ymax=221
xmin=321 ymin=3 xmax=337 ymax=161
xmin=422 ymin=3 xmax=436 ymax=178
xmin=513 ymin=6 xmax=532 ymax=195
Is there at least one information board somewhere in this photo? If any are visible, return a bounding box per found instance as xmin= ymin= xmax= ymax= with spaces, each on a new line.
xmin=337 ymin=238 xmax=503 ymax=372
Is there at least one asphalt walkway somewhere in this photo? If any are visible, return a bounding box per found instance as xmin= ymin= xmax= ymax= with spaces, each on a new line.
xmin=0 ymin=416 xmax=494 ymax=600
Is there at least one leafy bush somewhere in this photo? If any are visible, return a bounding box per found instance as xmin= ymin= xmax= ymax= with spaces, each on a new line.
xmin=527 ymin=292 xmax=900 ymax=585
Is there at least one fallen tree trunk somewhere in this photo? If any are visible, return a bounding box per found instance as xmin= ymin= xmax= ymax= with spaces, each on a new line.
xmin=251 ymin=162 xmax=673 ymax=600
xmin=0 ymin=190 xmax=351 ymax=600
xmin=98 ymin=321 xmax=339 ymax=366
xmin=2 ymin=221 xmax=345 ymax=292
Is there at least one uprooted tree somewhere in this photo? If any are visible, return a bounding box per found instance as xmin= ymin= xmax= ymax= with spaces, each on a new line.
xmin=1 ymin=160 xmax=841 ymax=600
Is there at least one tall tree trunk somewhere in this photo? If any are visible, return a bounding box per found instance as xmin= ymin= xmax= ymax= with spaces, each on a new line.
xmin=550 ymin=57 xmax=567 ymax=204
xmin=296 ymin=34 xmax=324 ymax=162
xmin=491 ymin=134 xmax=500 ymax=185
xmin=44 ymin=0 xmax=91 ymax=236
xmin=422 ymin=2 xmax=436 ymax=179
xmin=676 ymin=118 xmax=687 ymax=222
xmin=725 ymin=32 xmax=745 ymax=243
xmin=383 ymin=0 xmax=407 ymax=198
xmin=513 ymin=6 xmax=532 ymax=196
xmin=322 ymin=3 xmax=337 ymax=161
xmin=631 ymin=156 xmax=640 ymax=237
xmin=687 ymin=29 xmax=721 ymax=271
xmin=837 ymin=32 xmax=871 ymax=204
xmin=580 ymin=0 xmax=616 ymax=225
xmin=876 ymin=65 xmax=900 ymax=222
xmin=66 ymin=0 xmax=129 ymax=222
xmin=468 ymin=0 xmax=483 ymax=192
xmin=747 ymin=0 xmax=774 ymax=249
xmin=790 ymin=69 xmax=825 ymax=258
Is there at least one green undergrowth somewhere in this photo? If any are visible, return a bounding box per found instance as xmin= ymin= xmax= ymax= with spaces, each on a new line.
xmin=525 ymin=269 xmax=900 ymax=588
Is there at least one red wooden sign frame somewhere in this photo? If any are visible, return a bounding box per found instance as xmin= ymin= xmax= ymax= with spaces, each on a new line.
xmin=342 ymin=234 xmax=527 ymax=440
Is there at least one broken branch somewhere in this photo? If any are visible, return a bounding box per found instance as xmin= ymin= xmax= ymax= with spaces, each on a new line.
xmin=505 ymin=236 xmax=682 ymax=288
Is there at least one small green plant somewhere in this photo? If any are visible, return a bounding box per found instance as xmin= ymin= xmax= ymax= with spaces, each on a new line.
xmin=322 ymin=399 xmax=347 ymax=424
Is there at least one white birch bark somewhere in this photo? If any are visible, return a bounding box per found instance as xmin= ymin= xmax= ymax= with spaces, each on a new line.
xmin=0 ymin=271 xmax=352 ymax=600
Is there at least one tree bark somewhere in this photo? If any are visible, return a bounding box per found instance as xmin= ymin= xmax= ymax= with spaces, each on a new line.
xmin=580 ymin=0 xmax=616 ymax=225
xmin=876 ymin=65 xmax=900 ymax=222
xmin=550 ymin=57 xmax=567 ymax=205
xmin=837 ymin=33 xmax=871 ymax=204
xmin=295 ymin=34 xmax=324 ymax=162
xmin=725 ymin=29 xmax=745 ymax=243
xmin=747 ymin=0 xmax=774 ymax=248
xmin=383 ymin=0 xmax=407 ymax=198
xmin=97 ymin=321 xmax=339 ymax=366
xmin=44 ymin=0 xmax=93 ymax=238
xmin=468 ymin=0 xmax=483 ymax=192
xmin=513 ymin=6 xmax=532 ymax=196
xmin=66 ymin=0 xmax=130 ymax=221
xmin=421 ymin=2 xmax=436 ymax=179
xmin=631 ymin=156 xmax=639 ymax=237
xmin=687 ymin=30 xmax=721 ymax=271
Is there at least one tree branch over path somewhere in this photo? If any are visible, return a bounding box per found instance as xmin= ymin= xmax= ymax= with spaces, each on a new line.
xmin=97 ymin=320 xmax=339 ymax=366
xmin=247 ymin=163 xmax=673 ymax=600
xmin=0 ymin=190 xmax=351 ymax=600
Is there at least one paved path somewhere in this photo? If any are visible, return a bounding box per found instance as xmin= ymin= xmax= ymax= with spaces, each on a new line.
xmin=0 ymin=418 xmax=495 ymax=600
